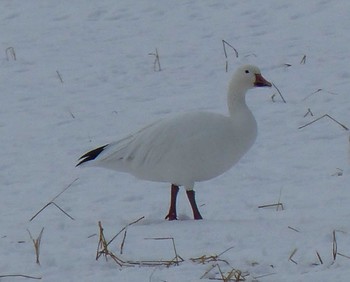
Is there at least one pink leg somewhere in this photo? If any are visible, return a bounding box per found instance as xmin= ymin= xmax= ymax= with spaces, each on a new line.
xmin=165 ymin=184 xmax=179 ymax=220
xmin=186 ymin=190 xmax=203 ymax=220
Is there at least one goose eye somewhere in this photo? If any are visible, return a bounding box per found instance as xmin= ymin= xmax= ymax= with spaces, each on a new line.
xmin=245 ymin=70 xmax=250 ymax=74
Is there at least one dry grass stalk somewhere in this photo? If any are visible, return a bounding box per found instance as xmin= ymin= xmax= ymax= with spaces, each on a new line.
xmin=330 ymin=230 xmax=350 ymax=261
xmin=258 ymin=203 xmax=284 ymax=211
xmin=198 ymin=247 xmax=246 ymax=281
xmin=200 ymin=264 xmax=217 ymax=279
xmin=258 ymin=187 xmax=284 ymax=211
xmin=120 ymin=228 xmax=127 ymax=255
xmin=225 ymin=268 xmax=246 ymax=282
xmin=0 ymin=274 xmax=41 ymax=280
xmin=337 ymin=253 xmax=350 ymax=260
xmin=29 ymin=178 xmax=78 ymax=221
xmin=288 ymin=248 xmax=298 ymax=264
xmin=191 ymin=246 xmax=234 ymax=265
xmin=149 ymin=48 xmax=161 ymax=71
xmin=300 ymin=55 xmax=306 ymax=64
xmin=96 ymin=221 xmax=108 ymax=261
xmin=27 ymin=228 xmax=44 ymax=265
xmin=222 ymin=40 xmax=238 ymax=72
xmin=271 ymin=83 xmax=286 ymax=103
xmin=277 ymin=188 xmax=284 ymax=211
xmin=144 ymin=237 xmax=184 ymax=266
xmin=96 ymin=219 xmax=185 ymax=268
xmin=303 ymin=89 xmax=318 ymax=101
xmin=56 ymin=70 xmax=64 ymax=83
xmin=191 ymin=254 xmax=229 ymax=265
xmin=222 ymin=40 xmax=238 ymax=58
xmin=303 ymin=108 xmax=314 ymax=117
xmin=218 ymin=246 xmax=235 ymax=257
xmin=5 ymin=47 xmax=16 ymax=61
xmin=316 ymin=251 xmax=323 ymax=265
xmin=96 ymin=221 xmax=124 ymax=266
xmin=216 ymin=264 xmax=227 ymax=281
xmin=333 ymin=230 xmax=337 ymax=261
xmin=302 ymin=88 xmax=337 ymax=101
xmin=287 ymin=226 xmax=300 ymax=233
xmin=214 ymin=264 xmax=248 ymax=282
xmin=298 ymin=114 xmax=349 ymax=130
xmin=96 ymin=221 xmax=246 ymax=279
xmin=106 ymin=216 xmax=145 ymax=247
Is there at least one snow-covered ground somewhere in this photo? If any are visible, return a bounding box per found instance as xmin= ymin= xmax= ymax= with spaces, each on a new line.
xmin=1 ymin=1 xmax=350 ymax=281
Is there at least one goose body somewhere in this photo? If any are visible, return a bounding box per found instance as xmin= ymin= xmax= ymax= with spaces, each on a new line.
xmin=77 ymin=65 xmax=272 ymax=220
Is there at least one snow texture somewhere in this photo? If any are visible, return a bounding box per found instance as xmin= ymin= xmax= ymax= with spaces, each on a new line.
xmin=1 ymin=1 xmax=350 ymax=281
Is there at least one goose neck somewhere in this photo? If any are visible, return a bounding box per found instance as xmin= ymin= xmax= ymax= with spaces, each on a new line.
xmin=227 ymin=83 xmax=249 ymax=117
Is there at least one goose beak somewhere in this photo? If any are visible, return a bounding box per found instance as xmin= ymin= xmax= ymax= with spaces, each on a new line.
xmin=254 ymin=73 xmax=272 ymax=87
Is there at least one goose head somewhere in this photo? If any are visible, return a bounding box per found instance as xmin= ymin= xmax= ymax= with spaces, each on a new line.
xmin=227 ymin=65 xmax=272 ymax=116
xmin=233 ymin=65 xmax=272 ymax=90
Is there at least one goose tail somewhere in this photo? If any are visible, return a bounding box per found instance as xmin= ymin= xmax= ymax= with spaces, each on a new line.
xmin=76 ymin=144 xmax=108 ymax=167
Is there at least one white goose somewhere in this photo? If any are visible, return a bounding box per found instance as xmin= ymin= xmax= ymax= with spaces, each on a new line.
xmin=77 ymin=65 xmax=272 ymax=220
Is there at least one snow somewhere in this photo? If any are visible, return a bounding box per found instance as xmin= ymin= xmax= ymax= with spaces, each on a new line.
xmin=1 ymin=0 xmax=350 ymax=281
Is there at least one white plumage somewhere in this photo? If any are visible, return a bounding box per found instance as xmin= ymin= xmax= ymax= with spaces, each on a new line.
xmin=77 ymin=65 xmax=272 ymax=220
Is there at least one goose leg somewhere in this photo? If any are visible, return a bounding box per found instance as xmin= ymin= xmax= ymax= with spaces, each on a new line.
xmin=165 ymin=184 xmax=179 ymax=220
xmin=186 ymin=190 xmax=203 ymax=220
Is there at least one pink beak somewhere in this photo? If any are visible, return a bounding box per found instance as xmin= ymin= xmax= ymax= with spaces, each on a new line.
xmin=254 ymin=73 xmax=272 ymax=87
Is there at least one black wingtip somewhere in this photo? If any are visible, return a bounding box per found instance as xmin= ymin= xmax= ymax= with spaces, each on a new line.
xmin=76 ymin=144 xmax=108 ymax=167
